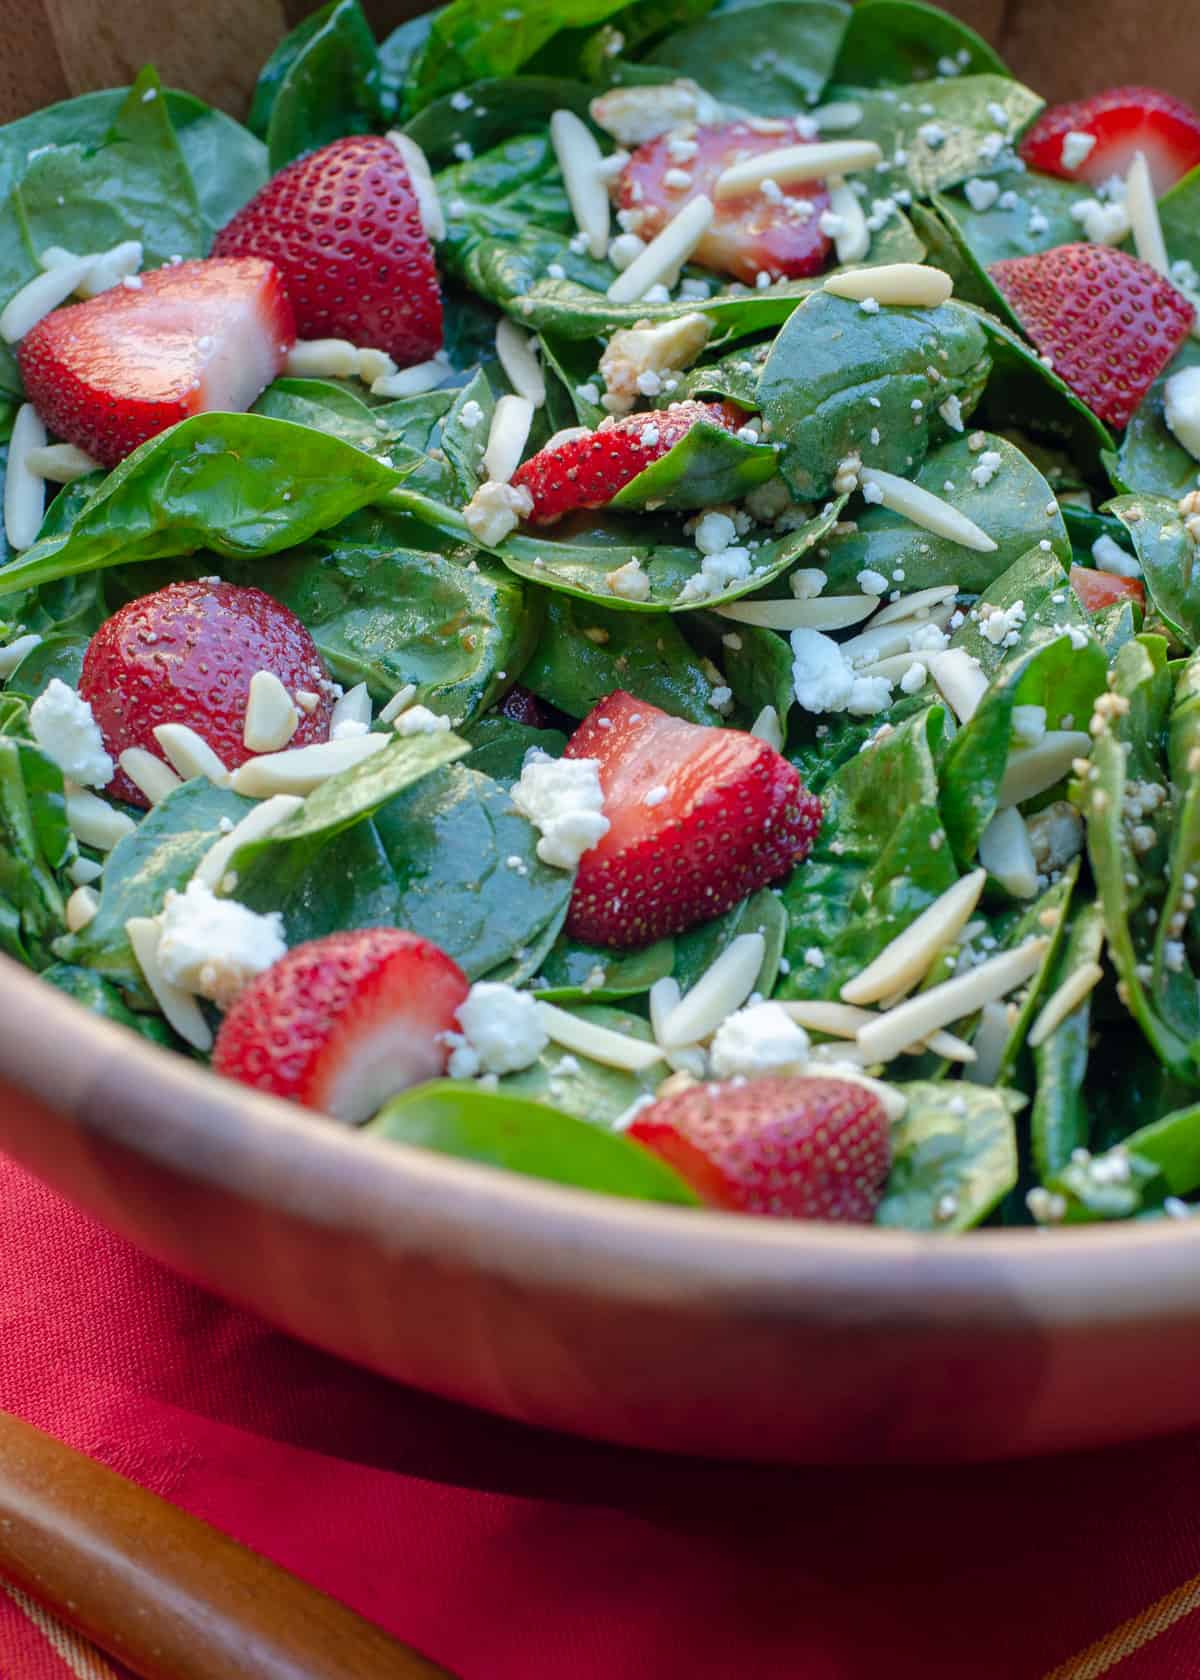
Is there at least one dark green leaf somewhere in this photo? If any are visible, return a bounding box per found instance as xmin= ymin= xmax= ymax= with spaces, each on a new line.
xmin=829 ymin=75 xmax=1042 ymax=196
xmin=876 ymin=1080 xmax=1020 ymax=1231
xmin=1113 ymin=341 xmax=1200 ymax=501
xmin=500 ymin=1003 xmax=666 ymax=1121
xmin=534 ymin=939 xmax=674 ymax=1004
xmin=644 ymin=0 xmax=851 ymax=113
xmin=0 ymin=738 xmax=68 ymax=967
xmin=832 ymin=0 xmax=1007 ymax=86
xmin=265 ymin=0 xmax=382 ymax=172
xmin=403 ymin=75 xmax=594 ymax=169
xmin=609 ymin=420 xmax=777 ymax=511
xmin=1112 ymin=491 xmax=1199 ymax=650
xmin=408 ymin=0 xmax=630 ymax=113
xmin=1030 ymin=900 xmax=1105 ymax=1179
xmin=40 ymin=962 xmax=181 ymax=1049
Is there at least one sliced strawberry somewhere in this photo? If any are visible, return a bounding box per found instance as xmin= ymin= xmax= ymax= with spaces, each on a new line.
xmin=618 ymin=120 xmax=832 ymax=286
xmin=17 ymin=257 xmax=294 ymax=468
xmin=511 ymin=399 xmax=744 ymax=526
xmin=79 ymin=581 xmax=333 ymax=808
xmin=1069 ymin=565 xmax=1146 ymax=613
xmin=213 ymin=135 xmax=442 ymax=367
xmin=563 ymin=691 xmax=821 ymax=947
xmin=213 ymin=929 xmax=469 ymax=1124
xmin=629 ymin=1075 xmax=890 ymax=1221
xmin=1018 ymin=86 xmax=1200 ymax=194
xmin=988 ymin=244 xmax=1195 ymax=429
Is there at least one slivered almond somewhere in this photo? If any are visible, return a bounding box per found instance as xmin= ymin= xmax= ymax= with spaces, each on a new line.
xmin=4 ymin=403 xmax=47 ymax=551
xmin=824 ymin=263 xmax=954 ymax=307
xmin=750 ymin=705 xmax=784 ymax=751
xmin=0 ymin=258 xmax=92 ymax=343
xmin=997 ymin=731 xmax=1090 ymax=807
xmin=782 ymin=1000 xmax=975 ymax=1062
xmin=659 ymin=932 xmax=764 ymax=1047
xmin=1028 ymin=961 xmax=1104 ymax=1048
xmin=230 ymin=735 xmax=388 ymax=798
xmin=355 ymin=347 xmax=397 ymax=386
xmin=388 ymin=131 xmax=446 ymax=242
xmin=607 ymin=195 xmax=714 ymax=303
xmin=379 ymin=682 xmax=418 ymax=724
xmin=838 ymin=621 xmax=923 ymax=668
xmin=964 ymin=999 xmax=1013 ymax=1086
xmin=1125 ymin=150 xmax=1169 ymax=276
xmin=118 ymin=748 xmax=183 ymax=807
xmin=550 ymin=108 xmax=610 ymax=260
xmin=925 ymin=648 xmax=988 ymax=724
xmin=65 ymin=885 xmax=99 ymax=932
xmin=856 ymin=938 xmax=1050 ymax=1064
xmin=537 ymin=1001 xmax=665 ymax=1071
xmin=284 ymin=338 xmax=359 ymax=380
xmin=64 ymin=786 xmax=135 ymax=852
xmin=715 ymin=594 xmax=879 ymax=631
xmin=23 ymin=442 xmax=100 ymax=483
xmin=243 ymin=670 xmax=300 ymax=754
xmin=126 ymin=916 xmax=213 ymax=1053
xmin=495 ymin=319 xmax=546 ymax=407
xmin=153 ymin=724 xmax=230 ymax=787
xmin=811 ymin=101 xmax=864 ymax=132
xmin=371 ymin=355 xmax=449 ymax=398
xmin=978 ymin=807 xmax=1038 ymax=899
xmin=856 ymin=652 xmax=930 ymax=683
xmin=841 ymin=869 xmax=987 ymax=1006
xmin=860 ymin=467 xmax=997 ymax=552
xmin=649 ymin=975 xmax=706 ymax=1073
xmin=713 ymin=140 xmax=881 ymax=200
xmin=484 ymin=393 xmax=535 ymax=483
xmin=329 ymin=683 xmax=373 ymax=737
xmin=868 ymin=584 xmax=959 ymax=627
xmin=192 ymin=794 xmax=304 ymax=891
xmin=0 ymin=633 xmax=41 ymax=678
xmin=826 ymin=177 xmax=870 ymax=265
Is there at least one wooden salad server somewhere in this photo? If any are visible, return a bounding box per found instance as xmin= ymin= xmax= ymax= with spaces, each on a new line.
xmin=0 ymin=1410 xmax=454 ymax=1679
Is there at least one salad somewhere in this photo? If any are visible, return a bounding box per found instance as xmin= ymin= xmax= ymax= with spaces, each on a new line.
xmin=2 ymin=0 xmax=1200 ymax=1234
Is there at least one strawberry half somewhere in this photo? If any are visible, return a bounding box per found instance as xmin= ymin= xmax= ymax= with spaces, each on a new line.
xmin=17 ymin=257 xmax=294 ymax=468
xmin=512 ymin=400 xmax=744 ymax=526
xmin=213 ymin=135 xmax=443 ymax=367
xmin=988 ymin=244 xmax=1195 ymax=429
xmin=629 ymin=1075 xmax=891 ymax=1221
xmin=563 ymin=691 xmax=821 ymax=947
xmin=79 ymin=581 xmax=333 ymax=807
xmin=213 ymin=929 xmax=469 ymax=1124
xmin=1019 ymin=85 xmax=1200 ymax=194
xmin=1069 ymin=564 xmax=1145 ymax=613
xmin=618 ymin=120 xmax=832 ymax=286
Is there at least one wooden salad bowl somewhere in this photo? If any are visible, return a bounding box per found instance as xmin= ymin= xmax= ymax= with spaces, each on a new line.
xmin=2 ymin=0 xmax=1200 ymax=1468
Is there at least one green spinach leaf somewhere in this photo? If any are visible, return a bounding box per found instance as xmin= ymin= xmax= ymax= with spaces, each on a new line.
xmin=644 ymin=0 xmax=851 ymax=113
xmin=876 ymin=1080 xmax=1020 ymax=1231
xmin=832 ymin=0 xmax=1007 ymax=86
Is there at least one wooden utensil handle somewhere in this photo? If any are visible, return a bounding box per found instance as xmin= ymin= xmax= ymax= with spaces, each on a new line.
xmin=0 ymin=1410 xmax=453 ymax=1680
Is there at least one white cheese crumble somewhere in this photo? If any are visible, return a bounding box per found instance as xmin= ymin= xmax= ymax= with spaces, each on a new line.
xmin=970 ymin=449 xmax=1003 ymax=488
xmin=445 ymin=981 xmax=549 ymax=1078
xmin=938 ymin=394 xmax=964 ymax=432
xmin=511 ymin=752 xmax=610 ymax=869
xmin=1091 ymin=533 xmax=1141 ymax=577
xmin=1061 ymin=130 xmax=1097 ymax=171
xmin=709 ymin=1001 xmax=810 ymax=1078
xmin=1164 ymin=365 xmax=1200 ymax=463
xmin=677 ymin=545 xmax=752 ymax=603
xmin=156 ymin=880 xmax=287 ymax=1009
xmin=1070 ymin=197 xmax=1131 ymax=244
xmin=462 ymin=480 xmax=533 ymax=546
xmin=963 ymin=178 xmax=1000 ymax=212
xmin=394 ymin=705 xmax=452 ymax=736
xmin=694 ymin=510 xmax=738 ymax=554
xmin=29 ymin=679 xmax=113 ymax=787
xmin=606 ymin=557 xmax=651 ymax=601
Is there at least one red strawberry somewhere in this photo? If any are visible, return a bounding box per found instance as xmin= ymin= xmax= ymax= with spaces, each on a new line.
xmin=629 ymin=1075 xmax=890 ymax=1221
xmin=213 ymin=929 xmax=468 ymax=1124
xmin=563 ymin=691 xmax=821 ymax=947
xmin=618 ymin=120 xmax=832 ymax=286
xmin=79 ymin=581 xmax=333 ymax=808
xmin=1018 ymin=86 xmax=1200 ymax=194
xmin=496 ymin=684 xmax=559 ymax=730
xmin=988 ymin=244 xmax=1194 ymax=428
xmin=1069 ymin=564 xmax=1145 ymax=613
xmin=17 ymin=257 xmax=293 ymax=468
xmin=512 ymin=400 xmax=744 ymax=526
xmin=213 ymin=135 xmax=442 ymax=367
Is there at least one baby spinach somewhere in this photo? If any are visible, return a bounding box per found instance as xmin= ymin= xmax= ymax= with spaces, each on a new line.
xmin=534 ymin=938 xmax=675 ymax=1005
xmin=1158 ymin=163 xmax=1200 ymax=278
xmin=439 ymin=368 xmax=497 ymax=496
xmin=643 ymin=0 xmax=851 ymax=113
xmin=876 ymin=1081 xmax=1020 ymax=1231
xmin=832 ymin=0 xmax=1007 ymax=86
xmin=610 ymin=421 xmax=778 ymax=512
xmin=41 ymin=963 xmax=182 ymax=1050
xmin=0 ymin=415 xmax=402 ymax=599
xmin=403 ymin=76 xmax=594 ymax=170
xmin=0 ymin=738 xmax=69 ymax=969
xmin=368 ymin=1080 xmax=699 ymax=1204
xmin=260 ymin=0 xmax=383 ymax=172
xmin=1112 ymin=492 xmax=1199 ymax=651
xmin=1030 ymin=900 xmax=1106 ymax=1179
xmin=673 ymin=887 xmax=788 ymax=997
xmin=933 ymin=170 xmax=1083 ymax=272
xmin=407 ymin=0 xmax=631 ymax=114
xmin=683 ymin=612 xmax=794 ymax=727
xmin=758 ymin=291 xmax=990 ymax=498
xmin=0 ymin=574 xmax=108 ymax=704
xmin=460 ymin=716 xmax=568 ymax=783
xmin=1113 ymin=342 xmax=1200 ymax=502
xmin=500 ymin=1003 xmax=667 ymax=1123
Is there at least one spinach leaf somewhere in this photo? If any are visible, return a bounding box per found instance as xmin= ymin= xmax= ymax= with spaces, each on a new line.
xmin=1112 ymin=492 xmax=1199 ymax=650
xmin=1158 ymin=162 xmax=1200 ymax=279
xmin=163 ymin=91 xmax=268 ymax=230
xmin=263 ymin=0 xmax=383 ymax=173
xmin=644 ymin=0 xmax=851 ymax=113
xmin=534 ymin=939 xmax=675 ymax=1005
xmin=876 ymin=1081 xmax=1020 ymax=1231
xmin=933 ymin=170 xmax=1083 ymax=273
xmin=0 ymin=737 xmax=68 ymax=968
xmin=832 ymin=0 xmax=1007 ymax=86
xmin=1030 ymin=900 xmax=1106 ymax=1180
xmin=500 ymin=1004 xmax=667 ymax=1123
xmin=439 ymin=367 xmax=497 ymax=496
xmin=991 ymin=864 xmax=1077 ymax=1087
xmin=0 ymin=415 xmax=401 ymax=599
xmin=947 ymin=543 xmax=1092 ymax=679
xmin=683 ymin=613 xmax=794 ymax=727
xmin=609 ymin=421 xmax=778 ymax=512
xmin=41 ymin=963 xmax=181 ymax=1049
xmin=408 ymin=0 xmax=630 ymax=114
xmin=460 ymin=716 xmax=568 ymax=783
xmin=403 ymin=76 xmax=594 ymax=170
xmin=673 ymin=887 xmax=788 ymax=996
xmin=0 ymin=574 xmax=108 ymax=703
xmin=253 ymin=377 xmax=453 ymax=459
xmin=758 ymin=291 xmax=989 ymax=498
xmin=380 ymin=13 xmax=439 ymax=113
xmin=368 ymin=1080 xmax=698 ymax=1204
xmin=1113 ymin=341 xmax=1200 ymax=501
xmin=820 ymin=431 xmax=1070 ymax=595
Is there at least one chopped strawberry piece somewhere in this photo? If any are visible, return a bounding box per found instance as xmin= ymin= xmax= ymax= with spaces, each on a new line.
xmin=17 ymin=257 xmax=294 ymax=468
xmin=1019 ymin=86 xmax=1200 ymax=194
xmin=618 ymin=120 xmax=832 ymax=286
xmin=563 ymin=691 xmax=821 ymax=947
xmin=512 ymin=399 xmax=744 ymax=526
xmin=213 ymin=929 xmax=469 ymax=1125
xmin=79 ymin=581 xmax=333 ymax=808
xmin=988 ymin=244 xmax=1195 ymax=429
xmin=214 ymin=135 xmax=442 ymax=367
xmin=496 ymin=684 xmax=558 ymax=730
xmin=1069 ymin=564 xmax=1145 ymax=613
xmin=630 ymin=1075 xmax=891 ymax=1221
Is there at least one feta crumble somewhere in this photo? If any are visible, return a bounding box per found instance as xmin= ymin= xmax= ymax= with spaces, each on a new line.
xmin=157 ymin=880 xmax=287 ymax=1009
xmin=511 ymin=752 xmax=610 ymax=869
xmin=445 ymin=981 xmax=549 ymax=1078
xmin=29 ymin=678 xmax=113 ymax=787
xmin=709 ymin=1001 xmax=810 ymax=1078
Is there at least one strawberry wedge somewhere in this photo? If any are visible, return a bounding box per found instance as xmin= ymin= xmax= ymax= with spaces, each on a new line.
xmin=512 ymin=399 xmax=744 ymax=525
xmin=18 ymin=257 xmax=294 ymax=467
xmin=563 ymin=692 xmax=822 ymax=947
xmin=1019 ymin=85 xmax=1200 ymax=193
xmin=618 ymin=120 xmax=832 ymax=285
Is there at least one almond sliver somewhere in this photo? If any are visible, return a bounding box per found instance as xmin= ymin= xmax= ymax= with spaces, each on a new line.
xmin=713 ymin=140 xmax=881 ymax=199
xmin=925 ymin=648 xmax=988 ymax=724
xmin=230 ymin=735 xmax=388 ymax=798
xmin=388 ymin=131 xmax=446 ymax=242
xmin=484 ymin=393 xmax=535 ymax=484
xmin=715 ymin=594 xmax=879 ymax=631
xmin=153 ymin=724 xmax=230 ymax=787
xmin=608 ymin=195 xmax=714 ymax=304
xmin=23 ymin=442 xmax=100 ymax=483
xmin=977 ymin=806 xmax=1038 ymax=899
xmin=192 ymin=794 xmax=305 ymax=891
xmin=118 ymin=748 xmax=183 ymax=807
xmin=659 ymin=932 xmax=765 ymax=1047
xmin=495 ymin=319 xmax=546 ymax=407
xmin=824 ymin=263 xmax=953 ymax=308
xmin=997 ymin=732 xmax=1090 ymax=807
xmin=126 ymin=916 xmax=213 ymax=1053
xmin=856 ymin=937 xmax=1050 ymax=1065
xmin=4 ymin=403 xmax=47 ymax=551
xmin=537 ymin=1002 xmax=665 ymax=1072
xmin=841 ymin=869 xmax=987 ymax=1006
xmin=860 ymin=467 xmax=997 ymax=552
xmin=868 ymin=584 xmax=960 ymax=627
xmin=1027 ymin=961 xmax=1104 ymax=1048
xmin=64 ymin=786 xmax=136 ymax=852
xmin=550 ymin=108 xmax=610 ymax=260
xmin=1125 ymin=150 xmax=1169 ymax=276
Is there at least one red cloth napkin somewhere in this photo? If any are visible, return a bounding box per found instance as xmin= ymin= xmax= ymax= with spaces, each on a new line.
xmin=2 ymin=1149 xmax=1200 ymax=1680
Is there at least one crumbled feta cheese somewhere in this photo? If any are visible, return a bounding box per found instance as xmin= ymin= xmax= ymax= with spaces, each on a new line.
xmin=394 ymin=705 xmax=452 ymax=736
xmin=1164 ymin=366 xmax=1200 ymax=463
xmin=899 ymin=661 xmax=927 ymax=695
xmin=861 ymin=477 xmax=885 ymax=503
xmin=157 ymin=880 xmax=286 ymax=1009
xmin=791 ymin=627 xmax=854 ymax=713
xmin=677 ymin=546 xmax=751 ymax=603
xmin=29 ymin=678 xmax=113 ymax=787
xmin=608 ymin=232 xmax=646 ymax=271
xmin=606 ymin=557 xmax=651 ymax=601
xmin=1060 ymin=130 xmax=1097 ymax=171
xmin=458 ymin=398 xmax=484 ymax=430
xmin=597 ymin=313 xmax=711 ymax=414
xmin=964 ymin=178 xmax=1000 ymax=212
xmin=462 ymin=480 xmax=533 ymax=545
xmin=847 ymin=675 xmax=893 ymax=714
xmin=938 ymin=394 xmax=964 ymax=432
xmin=1070 ymin=196 xmax=1131 ymax=244
xmin=1027 ymin=207 xmax=1049 ymax=237
xmin=790 ymin=568 xmax=827 ymax=601
xmin=709 ymin=1001 xmax=810 ymax=1078
xmin=694 ymin=510 xmax=738 ymax=555
xmin=1091 ymin=533 xmax=1141 ymax=577
xmin=511 ymin=752 xmax=609 ymax=869
xmin=859 ymin=296 xmax=880 ymax=315
xmin=918 ymin=122 xmax=947 ymax=149
xmin=970 ymin=449 xmax=1003 ymax=488
xmin=446 ymin=981 xmax=548 ymax=1078
xmin=857 ymin=568 xmax=888 ymax=594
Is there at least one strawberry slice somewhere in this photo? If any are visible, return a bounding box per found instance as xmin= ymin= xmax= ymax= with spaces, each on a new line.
xmin=563 ymin=691 xmax=821 ymax=947
xmin=629 ymin=1075 xmax=891 ymax=1221
xmin=79 ymin=581 xmax=333 ymax=807
xmin=1069 ymin=565 xmax=1145 ymax=613
xmin=1019 ymin=86 xmax=1200 ymax=193
xmin=511 ymin=399 xmax=744 ymax=526
xmin=618 ymin=120 xmax=832 ymax=286
xmin=17 ymin=257 xmax=294 ymax=468
xmin=213 ymin=929 xmax=469 ymax=1124
xmin=214 ymin=135 xmax=443 ymax=367
xmin=988 ymin=244 xmax=1195 ymax=428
